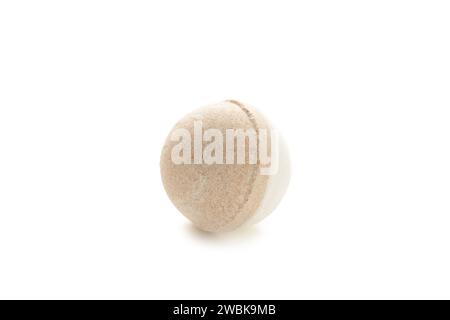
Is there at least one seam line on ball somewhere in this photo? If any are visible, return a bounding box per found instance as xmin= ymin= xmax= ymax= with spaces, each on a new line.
xmin=225 ymin=99 xmax=261 ymax=227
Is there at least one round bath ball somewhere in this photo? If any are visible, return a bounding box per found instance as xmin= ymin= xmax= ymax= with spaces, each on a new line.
xmin=160 ymin=100 xmax=290 ymax=232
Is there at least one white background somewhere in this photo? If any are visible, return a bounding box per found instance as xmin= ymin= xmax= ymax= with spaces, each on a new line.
xmin=1 ymin=1 xmax=449 ymax=299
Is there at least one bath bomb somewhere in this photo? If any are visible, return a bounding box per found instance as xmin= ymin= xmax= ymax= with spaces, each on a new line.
xmin=160 ymin=100 xmax=290 ymax=232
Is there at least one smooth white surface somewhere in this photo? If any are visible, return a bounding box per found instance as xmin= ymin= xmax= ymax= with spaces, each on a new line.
xmin=1 ymin=1 xmax=450 ymax=299
xmin=246 ymin=133 xmax=291 ymax=226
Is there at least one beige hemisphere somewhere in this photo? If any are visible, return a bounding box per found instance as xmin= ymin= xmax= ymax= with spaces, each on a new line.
xmin=160 ymin=100 xmax=275 ymax=232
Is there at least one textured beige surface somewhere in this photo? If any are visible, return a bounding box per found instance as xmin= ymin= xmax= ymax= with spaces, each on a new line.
xmin=160 ymin=100 xmax=271 ymax=232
